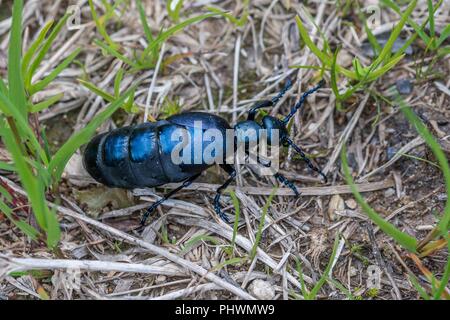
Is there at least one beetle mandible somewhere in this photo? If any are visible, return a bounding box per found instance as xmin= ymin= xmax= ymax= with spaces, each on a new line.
xmin=83 ymin=79 xmax=326 ymax=225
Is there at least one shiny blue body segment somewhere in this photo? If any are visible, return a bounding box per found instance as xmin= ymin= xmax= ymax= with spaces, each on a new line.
xmin=129 ymin=129 xmax=155 ymax=163
xmin=104 ymin=133 xmax=128 ymax=166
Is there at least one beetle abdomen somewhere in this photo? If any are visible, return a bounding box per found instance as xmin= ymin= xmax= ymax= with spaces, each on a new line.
xmin=83 ymin=122 xmax=171 ymax=189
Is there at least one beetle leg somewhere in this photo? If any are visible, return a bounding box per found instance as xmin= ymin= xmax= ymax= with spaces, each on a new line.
xmin=140 ymin=173 xmax=201 ymax=225
xmin=247 ymin=79 xmax=293 ymax=120
xmin=284 ymin=137 xmax=328 ymax=183
xmin=274 ymin=172 xmax=300 ymax=196
xmin=247 ymin=100 xmax=273 ymax=121
xmin=214 ymin=164 xmax=236 ymax=223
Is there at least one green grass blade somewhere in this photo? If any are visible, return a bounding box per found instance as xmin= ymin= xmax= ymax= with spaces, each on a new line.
xmin=180 ymin=235 xmax=219 ymax=255
xmin=366 ymin=54 xmax=404 ymax=82
xmin=48 ymin=85 xmax=137 ymax=181
xmin=113 ymin=67 xmax=124 ymax=97
xmin=167 ymin=0 xmax=184 ymax=23
xmin=29 ymin=93 xmax=64 ymax=113
xmin=44 ymin=206 xmax=60 ymax=248
xmin=0 ymin=161 xmax=15 ymax=171
xmin=0 ymin=92 xmax=48 ymax=165
xmin=8 ymin=0 xmax=27 ymax=118
xmin=137 ymin=0 xmax=154 ymax=42
xmin=211 ymin=257 xmax=245 ymax=272
xmin=295 ymin=16 xmax=356 ymax=80
xmin=142 ymin=13 xmax=218 ymax=59
xmin=206 ymin=7 xmax=247 ymax=27
xmin=397 ymin=97 xmax=450 ymax=234
xmin=408 ymin=273 xmax=431 ymax=300
xmin=427 ymin=0 xmax=435 ymax=38
xmin=88 ymin=0 xmax=117 ymax=50
xmin=29 ymin=47 xmax=81 ymax=95
xmin=229 ymin=190 xmax=241 ymax=254
xmin=0 ymin=120 xmax=48 ymax=232
xmin=381 ymin=0 xmax=430 ymax=45
xmin=21 ymin=20 xmax=54 ymax=78
xmin=308 ymin=234 xmax=340 ymax=299
xmin=25 ymin=14 xmax=70 ymax=88
xmin=0 ymin=78 xmax=7 ymax=95
xmin=79 ymin=79 xmax=116 ymax=102
xmin=364 ymin=20 xmax=382 ymax=57
xmin=341 ymin=144 xmax=418 ymax=252
xmin=372 ymin=0 xmax=417 ymax=67
xmin=294 ymin=256 xmax=309 ymax=298
xmin=94 ymin=39 xmax=138 ymax=68
xmin=327 ymin=277 xmax=355 ymax=300
xmin=436 ymin=24 xmax=450 ymax=47
xmin=249 ymin=188 xmax=277 ymax=260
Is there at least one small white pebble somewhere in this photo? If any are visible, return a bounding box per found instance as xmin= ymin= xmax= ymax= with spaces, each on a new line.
xmin=155 ymin=275 xmax=167 ymax=284
xmin=345 ymin=198 xmax=358 ymax=210
xmin=249 ymin=279 xmax=275 ymax=300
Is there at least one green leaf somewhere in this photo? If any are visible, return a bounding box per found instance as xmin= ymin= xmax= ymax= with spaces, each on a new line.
xmin=295 ymin=16 xmax=356 ymax=80
xmin=397 ymin=98 xmax=450 ymax=235
xmin=29 ymin=93 xmax=64 ymax=113
xmin=0 ymin=120 xmax=49 ymax=233
xmin=29 ymin=48 xmax=81 ymax=95
xmin=0 ymin=92 xmax=48 ymax=165
xmin=373 ymin=0 xmax=417 ymax=67
xmin=249 ymin=188 xmax=277 ymax=260
xmin=206 ymin=6 xmax=248 ymax=27
xmin=45 ymin=206 xmax=60 ymax=248
xmin=436 ymin=24 xmax=450 ymax=47
xmin=113 ymin=67 xmax=124 ymax=98
xmin=308 ymin=234 xmax=340 ymax=299
xmin=94 ymin=39 xmax=139 ymax=68
xmin=363 ymin=18 xmax=382 ymax=57
xmin=79 ymin=79 xmax=116 ymax=101
xmin=8 ymin=0 xmax=27 ymax=118
xmin=180 ymin=235 xmax=220 ymax=255
xmin=21 ymin=20 xmax=54 ymax=78
xmin=167 ymin=0 xmax=184 ymax=23
xmin=381 ymin=0 xmax=430 ymax=46
xmin=137 ymin=0 xmax=154 ymax=42
xmin=25 ymin=14 xmax=70 ymax=89
xmin=229 ymin=190 xmax=241 ymax=254
xmin=427 ymin=0 xmax=435 ymax=38
xmin=142 ymin=13 xmax=218 ymax=61
xmin=88 ymin=0 xmax=118 ymax=50
xmin=341 ymin=144 xmax=418 ymax=252
xmin=0 ymin=78 xmax=7 ymax=95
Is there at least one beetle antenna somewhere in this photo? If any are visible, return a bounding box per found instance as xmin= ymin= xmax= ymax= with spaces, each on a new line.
xmin=282 ymin=80 xmax=324 ymax=124
xmin=284 ymin=136 xmax=327 ymax=183
xmin=271 ymin=78 xmax=293 ymax=105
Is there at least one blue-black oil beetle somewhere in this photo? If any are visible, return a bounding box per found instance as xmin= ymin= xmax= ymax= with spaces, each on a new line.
xmin=83 ymin=79 xmax=326 ymax=225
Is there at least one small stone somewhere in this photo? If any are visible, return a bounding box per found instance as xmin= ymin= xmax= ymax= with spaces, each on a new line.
xmin=396 ymin=79 xmax=413 ymax=95
xmin=386 ymin=146 xmax=397 ymax=161
xmin=345 ymin=198 xmax=358 ymax=210
xmin=384 ymin=188 xmax=396 ymax=198
xmin=155 ymin=275 xmax=167 ymax=284
xmin=328 ymin=195 xmax=345 ymax=221
xmin=349 ymin=266 xmax=358 ymax=277
xmin=249 ymin=280 xmax=275 ymax=300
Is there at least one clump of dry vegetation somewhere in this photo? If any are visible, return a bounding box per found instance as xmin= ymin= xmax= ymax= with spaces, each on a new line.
xmin=0 ymin=0 xmax=449 ymax=300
